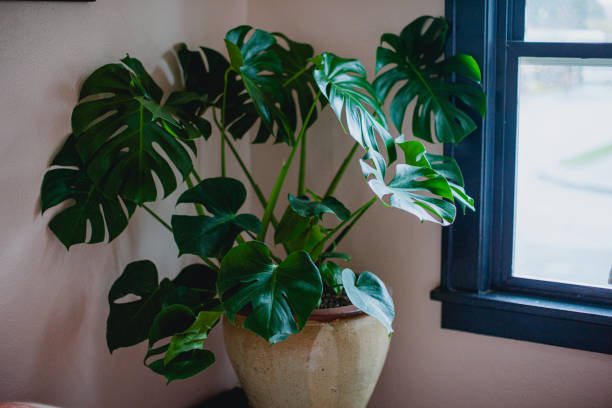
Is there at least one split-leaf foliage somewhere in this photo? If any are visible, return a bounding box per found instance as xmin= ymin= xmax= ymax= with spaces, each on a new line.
xmin=40 ymin=16 xmax=484 ymax=382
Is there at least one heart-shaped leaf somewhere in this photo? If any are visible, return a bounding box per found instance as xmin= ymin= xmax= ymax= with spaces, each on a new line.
xmin=41 ymin=134 xmax=136 ymax=249
xmin=342 ymin=269 xmax=394 ymax=334
xmin=374 ymin=16 xmax=485 ymax=144
xmin=314 ymin=52 xmax=396 ymax=164
xmin=218 ymin=241 xmax=322 ymax=343
xmin=71 ymin=56 xmax=194 ymax=204
xmin=171 ymin=177 xmax=261 ymax=259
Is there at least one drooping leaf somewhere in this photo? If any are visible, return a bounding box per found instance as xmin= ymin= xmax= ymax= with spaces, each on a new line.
xmin=148 ymin=350 xmax=216 ymax=384
xmin=314 ymin=52 xmax=396 ymax=163
xmin=71 ymin=56 xmax=194 ymax=204
xmin=41 ymin=134 xmax=135 ymax=249
xmin=342 ymin=269 xmax=394 ymax=334
xmin=171 ymin=177 xmax=261 ymax=259
xmin=374 ymin=16 xmax=485 ymax=144
xmin=107 ymin=260 xmax=170 ymax=352
xmin=218 ymin=241 xmax=322 ymax=343
xmin=165 ymin=311 xmax=222 ymax=365
xmin=320 ymin=262 xmax=343 ymax=294
xmin=364 ymin=138 xmax=460 ymax=225
xmin=288 ymin=194 xmax=350 ymax=220
xmin=106 ymin=261 xmax=218 ymax=353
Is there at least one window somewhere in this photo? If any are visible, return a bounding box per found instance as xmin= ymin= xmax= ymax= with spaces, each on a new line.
xmin=431 ymin=0 xmax=612 ymax=354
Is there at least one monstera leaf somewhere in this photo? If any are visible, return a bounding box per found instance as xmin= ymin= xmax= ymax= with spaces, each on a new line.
xmin=71 ymin=55 xmax=195 ymax=204
xmin=342 ymin=269 xmax=394 ymax=334
xmin=374 ymin=16 xmax=485 ymax=144
xmin=171 ymin=177 xmax=261 ymax=259
xmin=106 ymin=261 xmax=218 ymax=352
xmin=361 ymin=138 xmax=460 ymax=225
xmin=40 ymin=134 xmax=136 ymax=249
xmin=218 ymin=241 xmax=322 ymax=343
xmin=314 ymin=52 xmax=396 ymax=164
xmin=224 ymin=26 xmax=296 ymax=144
xmin=271 ymin=33 xmax=324 ymax=131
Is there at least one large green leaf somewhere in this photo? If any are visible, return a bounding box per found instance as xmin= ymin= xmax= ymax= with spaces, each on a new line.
xmin=342 ymin=269 xmax=394 ymax=334
xmin=106 ymin=261 xmax=218 ymax=352
xmin=171 ymin=177 xmax=261 ymax=259
xmin=224 ymin=26 xmax=295 ymax=144
xmin=41 ymin=134 xmax=135 ymax=249
xmin=314 ymin=52 xmax=396 ymax=163
xmin=218 ymin=241 xmax=322 ymax=343
xmin=71 ymin=55 xmax=194 ymax=204
xmin=374 ymin=16 xmax=485 ymax=144
xmin=363 ymin=138 xmax=464 ymax=225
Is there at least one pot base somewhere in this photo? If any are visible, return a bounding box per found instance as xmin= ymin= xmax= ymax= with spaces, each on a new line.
xmin=223 ymin=311 xmax=390 ymax=408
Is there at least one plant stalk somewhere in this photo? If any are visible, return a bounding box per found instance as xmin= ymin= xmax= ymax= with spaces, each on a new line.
xmin=141 ymin=204 xmax=172 ymax=232
xmin=185 ymin=175 xmax=205 ymax=216
xmin=324 ymin=196 xmax=376 ymax=253
xmin=324 ymin=141 xmax=359 ymax=197
xmin=220 ymin=68 xmax=233 ymax=178
xmin=257 ymin=92 xmax=321 ymax=241
xmin=297 ymin=127 xmax=307 ymax=196
xmin=310 ymin=196 xmax=377 ymax=258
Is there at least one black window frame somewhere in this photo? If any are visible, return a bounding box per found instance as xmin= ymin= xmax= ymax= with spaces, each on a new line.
xmin=431 ymin=0 xmax=612 ymax=354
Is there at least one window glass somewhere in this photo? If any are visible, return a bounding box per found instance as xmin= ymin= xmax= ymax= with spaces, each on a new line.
xmin=525 ymin=0 xmax=612 ymax=42
xmin=513 ymin=57 xmax=612 ymax=289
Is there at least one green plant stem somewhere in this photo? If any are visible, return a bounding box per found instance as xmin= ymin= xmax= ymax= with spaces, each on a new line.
xmin=141 ymin=204 xmax=172 ymax=232
xmin=191 ymin=168 xmax=203 ymax=183
xmin=310 ymin=196 xmax=377 ymax=259
xmin=212 ymin=108 xmax=279 ymax=229
xmin=141 ymin=202 xmax=219 ymax=273
xmin=257 ymin=92 xmax=321 ymax=241
xmin=283 ymin=65 xmax=310 ymax=88
xmin=200 ymin=257 xmax=220 ymax=272
xmin=324 ymin=141 xmax=359 ymax=197
xmin=220 ymin=68 xmax=233 ymax=178
xmin=297 ymin=130 xmax=307 ymax=196
xmin=324 ymin=196 xmax=376 ymax=253
xmin=185 ymin=175 xmax=205 ymax=216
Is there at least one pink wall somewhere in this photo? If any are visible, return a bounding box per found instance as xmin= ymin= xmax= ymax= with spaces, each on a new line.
xmin=247 ymin=1 xmax=612 ymax=407
xmin=1 ymin=0 xmax=612 ymax=407
xmin=0 ymin=1 xmax=246 ymax=406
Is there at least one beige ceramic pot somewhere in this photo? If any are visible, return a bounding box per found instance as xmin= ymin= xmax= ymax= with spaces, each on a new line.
xmin=223 ymin=305 xmax=390 ymax=408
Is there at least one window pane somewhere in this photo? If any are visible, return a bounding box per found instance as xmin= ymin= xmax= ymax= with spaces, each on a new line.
xmin=525 ymin=0 xmax=612 ymax=42
xmin=513 ymin=57 xmax=612 ymax=289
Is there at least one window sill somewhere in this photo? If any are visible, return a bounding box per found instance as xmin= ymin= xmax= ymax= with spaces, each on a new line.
xmin=430 ymin=287 xmax=612 ymax=354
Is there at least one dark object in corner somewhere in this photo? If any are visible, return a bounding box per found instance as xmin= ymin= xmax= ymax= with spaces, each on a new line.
xmin=190 ymin=387 xmax=249 ymax=408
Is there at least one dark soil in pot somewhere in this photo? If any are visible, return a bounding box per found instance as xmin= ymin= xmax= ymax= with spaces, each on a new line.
xmin=319 ymin=287 xmax=352 ymax=309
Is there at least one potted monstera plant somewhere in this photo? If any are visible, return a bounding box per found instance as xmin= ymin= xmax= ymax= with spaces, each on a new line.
xmin=40 ymin=16 xmax=484 ymax=408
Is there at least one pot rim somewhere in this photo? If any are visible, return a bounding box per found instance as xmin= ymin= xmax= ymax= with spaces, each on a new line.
xmin=308 ymin=304 xmax=364 ymax=322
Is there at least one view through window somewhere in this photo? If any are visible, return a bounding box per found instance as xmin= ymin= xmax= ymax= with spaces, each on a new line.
xmin=513 ymin=3 xmax=612 ymax=289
